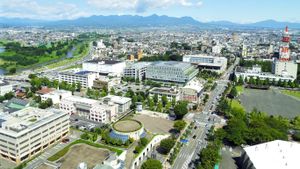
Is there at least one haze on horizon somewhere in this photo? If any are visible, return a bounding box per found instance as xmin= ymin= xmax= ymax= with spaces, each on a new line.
xmin=0 ymin=0 xmax=299 ymax=23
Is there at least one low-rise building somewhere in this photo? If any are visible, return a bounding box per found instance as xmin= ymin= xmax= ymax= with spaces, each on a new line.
xmin=4 ymin=98 xmax=30 ymax=113
xmin=241 ymin=140 xmax=300 ymax=169
xmin=102 ymin=95 xmax=132 ymax=113
xmin=0 ymin=80 xmax=13 ymax=96
xmin=93 ymin=76 xmax=121 ymax=90
xmin=59 ymin=96 xmax=117 ymax=123
xmin=0 ymin=107 xmax=69 ymax=164
xmin=235 ymin=65 xmax=295 ymax=82
xmin=181 ymin=79 xmax=204 ymax=103
xmin=41 ymin=90 xmax=72 ymax=104
xmin=183 ymin=55 xmax=227 ymax=73
xmin=82 ymin=60 xmax=126 ymax=77
xmin=146 ymin=61 xmax=198 ymax=84
xmin=149 ymin=87 xmax=180 ymax=102
xmin=272 ymin=60 xmax=298 ymax=80
xmin=58 ymin=70 xmax=98 ymax=88
xmin=124 ymin=62 xmax=152 ymax=81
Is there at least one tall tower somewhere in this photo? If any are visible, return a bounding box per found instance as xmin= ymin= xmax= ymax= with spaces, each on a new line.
xmin=279 ymin=26 xmax=291 ymax=61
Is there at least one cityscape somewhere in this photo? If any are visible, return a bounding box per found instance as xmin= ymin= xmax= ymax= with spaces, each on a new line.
xmin=0 ymin=1 xmax=300 ymax=169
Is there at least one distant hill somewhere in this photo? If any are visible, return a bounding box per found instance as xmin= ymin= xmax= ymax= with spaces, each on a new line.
xmin=1 ymin=15 xmax=300 ymax=29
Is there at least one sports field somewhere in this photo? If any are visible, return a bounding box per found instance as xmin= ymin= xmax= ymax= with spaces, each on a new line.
xmin=239 ymin=88 xmax=300 ymax=118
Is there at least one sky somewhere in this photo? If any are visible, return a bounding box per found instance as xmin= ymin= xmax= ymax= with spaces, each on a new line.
xmin=0 ymin=0 xmax=299 ymax=23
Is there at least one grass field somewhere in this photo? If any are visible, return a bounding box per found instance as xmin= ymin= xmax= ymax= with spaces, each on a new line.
xmin=228 ymin=99 xmax=245 ymax=112
xmin=281 ymin=90 xmax=300 ymax=100
xmin=58 ymin=144 xmax=109 ymax=169
xmin=236 ymin=85 xmax=244 ymax=94
xmin=47 ymin=139 xmax=123 ymax=162
xmin=239 ymin=88 xmax=300 ymax=118
xmin=113 ymin=119 xmax=142 ymax=132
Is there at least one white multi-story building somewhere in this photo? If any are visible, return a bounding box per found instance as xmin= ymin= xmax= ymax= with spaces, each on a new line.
xmin=59 ymin=96 xmax=117 ymax=123
xmin=82 ymin=60 xmax=126 ymax=77
xmin=0 ymin=80 xmax=13 ymax=96
xmin=0 ymin=107 xmax=69 ymax=164
xmin=123 ymin=62 xmax=152 ymax=81
xmin=183 ymin=55 xmax=228 ymax=73
xmin=146 ymin=61 xmax=198 ymax=84
xmin=235 ymin=65 xmax=295 ymax=82
xmin=272 ymin=60 xmax=298 ymax=80
xmin=58 ymin=70 xmax=98 ymax=88
xmin=41 ymin=90 xmax=72 ymax=104
xmin=102 ymin=95 xmax=132 ymax=113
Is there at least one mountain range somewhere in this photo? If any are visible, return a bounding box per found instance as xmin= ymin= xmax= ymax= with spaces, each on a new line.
xmin=1 ymin=15 xmax=300 ymax=29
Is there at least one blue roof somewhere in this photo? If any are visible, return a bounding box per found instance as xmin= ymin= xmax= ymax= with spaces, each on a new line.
xmin=110 ymin=130 xmax=129 ymax=142
xmin=75 ymin=71 xmax=92 ymax=75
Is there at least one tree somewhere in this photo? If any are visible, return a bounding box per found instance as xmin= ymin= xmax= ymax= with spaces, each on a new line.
xmin=238 ymin=76 xmax=244 ymax=85
xmin=159 ymin=138 xmax=175 ymax=154
xmin=229 ymin=86 xmax=238 ymax=98
xmin=156 ymin=102 xmax=163 ymax=112
xmin=161 ymin=95 xmax=168 ymax=107
xmin=153 ymin=94 xmax=159 ymax=104
xmin=110 ymin=87 xmax=115 ymax=95
xmin=80 ymin=133 xmax=90 ymax=140
xmin=141 ymin=159 xmax=162 ymax=169
xmin=173 ymin=120 xmax=187 ymax=132
xmin=140 ymin=137 xmax=149 ymax=146
xmin=9 ymin=67 xmax=16 ymax=74
xmin=174 ymin=101 xmax=188 ymax=119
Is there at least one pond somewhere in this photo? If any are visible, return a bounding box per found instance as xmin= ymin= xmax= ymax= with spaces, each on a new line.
xmin=0 ymin=47 xmax=5 ymax=53
xmin=66 ymin=47 xmax=76 ymax=58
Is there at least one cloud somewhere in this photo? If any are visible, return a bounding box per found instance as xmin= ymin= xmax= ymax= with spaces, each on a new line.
xmin=0 ymin=0 xmax=89 ymax=20
xmin=0 ymin=0 xmax=203 ymax=20
xmin=87 ymin=0 xmax=203 ymax=13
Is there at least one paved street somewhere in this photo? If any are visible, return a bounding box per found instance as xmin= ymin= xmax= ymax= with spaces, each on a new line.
xmin=172 ymin=58 xmax=239 ymax=169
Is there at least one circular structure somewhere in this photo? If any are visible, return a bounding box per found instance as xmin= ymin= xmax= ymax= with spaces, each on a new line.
xmin=110 ymin=119 xmax=145 ymax=141
xmin=113 ymin=119 xmax=142 ymax=133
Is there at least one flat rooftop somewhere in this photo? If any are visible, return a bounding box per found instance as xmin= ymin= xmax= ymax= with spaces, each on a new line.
xmin=0 ymin=107 xmax=67 ymax=137
xmin=86 ymin=59 xmax=122 ymax=65
xmin=149 ymin=87 xmax=179 ymax=95
xmin=103 ymin=95 xmax=131 ymax=104
xmin=244 ymin=140 xmax=300 ymax=169
xmin=62 ymin=96 xmax=100 ymax=105
xmin=150 ymin=61 xmax=192 ymax=70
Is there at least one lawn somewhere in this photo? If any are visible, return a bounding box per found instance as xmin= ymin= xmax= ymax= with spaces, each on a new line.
xmin=228 ymin=99 xmax=245 ymax=112
xmin=282 ymin=90 xmax=300 ymax=100
xmin=236 ymin=85 xmax=244 ymax=94
xmin=47 ymin=139 xmax=123 ymax=162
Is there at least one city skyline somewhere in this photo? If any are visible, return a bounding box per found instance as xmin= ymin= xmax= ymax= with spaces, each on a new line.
xmin=1 ymin=0 xmax=300 ymax=23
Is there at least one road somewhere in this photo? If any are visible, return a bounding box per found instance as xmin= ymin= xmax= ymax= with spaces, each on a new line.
xmin=172 ymin=57 xmax=239 ymax=169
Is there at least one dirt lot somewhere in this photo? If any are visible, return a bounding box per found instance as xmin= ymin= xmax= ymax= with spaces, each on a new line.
xmin=133 ymin=114 xmax=174 ymax=134
xmin=58 ymin=144 xmax=109 ymax=169
xmin=36 ymin=163 xmax=55 ymax=169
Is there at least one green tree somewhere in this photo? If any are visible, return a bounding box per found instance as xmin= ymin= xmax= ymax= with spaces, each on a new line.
xmin=156 ymin=102 xmax=163 ymax=112
xmin=153 ymin=94 xmax=159 ymax=104
xmin=229 ymin=86 xmax=238 ymax=98
xmin=141 ymin=159 xmax=162 ymax=169
xmin=9 ymin=67 xmax=16 ymax=74
xmin=174 ymin=101 xmax=188 ymax=119
xmin=80 ymin=133 xmax=90 ymax=140
xmin=110 ymin=87 xmax=115 ymax=95
xmin=159 ymin=138 xmax=176 ymax=154
xmin=173 ymin=120 xmax=187 ymax=132
xmin=161 ymin=95 xmax=168 ymax=107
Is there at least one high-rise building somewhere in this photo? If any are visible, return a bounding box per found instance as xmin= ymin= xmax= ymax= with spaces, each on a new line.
xmin=272 ymin=27 xmax=298 ymax=79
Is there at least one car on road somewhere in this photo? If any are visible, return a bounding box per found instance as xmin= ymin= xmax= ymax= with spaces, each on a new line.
xmin=192 ymin=135 xmax=196 ymax=139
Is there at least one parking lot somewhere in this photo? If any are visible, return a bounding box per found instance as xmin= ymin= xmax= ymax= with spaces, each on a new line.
xmin=70 ymin=115 xmax=104 ymax=131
